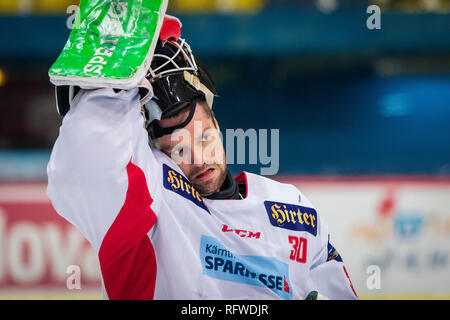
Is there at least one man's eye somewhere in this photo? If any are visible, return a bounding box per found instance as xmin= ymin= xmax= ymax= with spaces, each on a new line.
xmin=172 ymin=147 xmax=184 ymax=157
xmin=202 ymin=133 xmax=211 ymax=142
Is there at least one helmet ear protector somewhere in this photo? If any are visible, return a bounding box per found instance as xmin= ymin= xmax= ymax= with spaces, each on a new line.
xmin=144 ymin=37 xmax=219 ymax=139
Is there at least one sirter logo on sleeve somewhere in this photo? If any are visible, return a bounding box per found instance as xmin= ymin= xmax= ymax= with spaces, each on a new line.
xmin=264 ymin=201 xmax=317 ymax=236
xmin=163 ymin=164 xmax=210 ymax=213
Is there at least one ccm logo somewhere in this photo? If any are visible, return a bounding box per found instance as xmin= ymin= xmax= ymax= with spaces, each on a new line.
xmin=222 ymin=224 xmax=261 ymax=239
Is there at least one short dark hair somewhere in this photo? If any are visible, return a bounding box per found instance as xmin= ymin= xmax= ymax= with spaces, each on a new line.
xmin=198 ymin=99 xmax=215 ymax=121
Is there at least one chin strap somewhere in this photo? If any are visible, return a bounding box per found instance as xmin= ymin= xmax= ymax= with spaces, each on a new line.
xmin=147 ymin=99 xmax=197 ymax=140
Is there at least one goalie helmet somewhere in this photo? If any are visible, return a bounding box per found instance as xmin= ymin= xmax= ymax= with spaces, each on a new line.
xmin=143 ymin=32 xmax=219 ymax=139
xmin=54 ymin=15 xmax=218 ymax=141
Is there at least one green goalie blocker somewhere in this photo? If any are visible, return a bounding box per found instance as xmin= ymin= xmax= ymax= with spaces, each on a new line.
xmin=49 ymin=0 xmax=168 ymax=89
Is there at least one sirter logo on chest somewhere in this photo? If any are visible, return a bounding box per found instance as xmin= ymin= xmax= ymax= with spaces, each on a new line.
xmin=264 ymin=201 xmax=318 ymax=236
xmin=271 ymin=203 xmax=316 ymax=228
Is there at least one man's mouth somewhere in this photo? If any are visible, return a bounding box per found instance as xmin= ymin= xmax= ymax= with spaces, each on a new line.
xmin=194 ymin=168 xmax=216 ymax=182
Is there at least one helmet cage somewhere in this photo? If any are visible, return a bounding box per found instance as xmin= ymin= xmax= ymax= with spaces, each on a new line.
xmin=147 ymin=38 xmax=198 ymax=80
xmin=144 ymin=38 xmax=218 ymax=126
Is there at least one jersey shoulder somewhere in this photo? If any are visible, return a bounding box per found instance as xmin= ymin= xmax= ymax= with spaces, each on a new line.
xmin=244 ymin=172 xmax=315 ymax=208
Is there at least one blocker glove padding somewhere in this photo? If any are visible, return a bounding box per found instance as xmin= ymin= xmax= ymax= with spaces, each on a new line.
xmin=54 ymin=14 xmax=186 ymax=117
xmin=49 ymin=0 xmax=168 ymax=89
xmin=51 ymin=0 xmax=170 ymax=116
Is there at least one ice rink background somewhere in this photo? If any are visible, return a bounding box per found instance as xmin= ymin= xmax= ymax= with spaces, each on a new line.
xmin=0 ymin=0 xmax=449 ymax=299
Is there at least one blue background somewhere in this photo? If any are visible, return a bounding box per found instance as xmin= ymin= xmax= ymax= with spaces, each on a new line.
xmin=0 ymin=1 xmax=449 ymax=179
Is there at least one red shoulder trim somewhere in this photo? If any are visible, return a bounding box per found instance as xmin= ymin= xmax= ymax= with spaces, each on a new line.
xmin=235 ymin=171 xmax=248 ymax=199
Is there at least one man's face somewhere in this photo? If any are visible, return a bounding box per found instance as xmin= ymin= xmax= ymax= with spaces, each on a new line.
xmin=156 ymin=101 xmax=227 ymax=197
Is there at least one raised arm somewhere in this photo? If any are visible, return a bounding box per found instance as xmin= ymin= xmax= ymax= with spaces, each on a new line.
xmin=47 ymin=88 xmax=162 ymax=299
xmin=46 ymin=0 xmax=169 ymax=299
xmin=47 ymin=88 xmax=157 ymax=248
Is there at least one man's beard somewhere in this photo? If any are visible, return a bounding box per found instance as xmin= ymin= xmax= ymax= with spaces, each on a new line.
xmin=188 ymin=163 xmax=227 ymax=197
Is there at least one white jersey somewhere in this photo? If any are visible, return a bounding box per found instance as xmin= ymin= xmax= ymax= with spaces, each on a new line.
xmin=46 ymin=88 xmax=358 ymax=300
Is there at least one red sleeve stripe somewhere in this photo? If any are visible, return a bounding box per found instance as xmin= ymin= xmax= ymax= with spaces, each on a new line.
xmin=99 ymin=161 xmax=158 ymax=300
xmin=343 ymin=266 xmax=358 ymax=298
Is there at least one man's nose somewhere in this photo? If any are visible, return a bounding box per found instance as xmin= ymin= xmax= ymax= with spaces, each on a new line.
xmin=191 ymin=144 xmax=205 ymax=165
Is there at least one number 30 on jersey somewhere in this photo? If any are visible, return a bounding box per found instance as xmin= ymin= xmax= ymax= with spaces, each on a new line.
xmin=288 ymin=236 xmax=307 ymax=263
